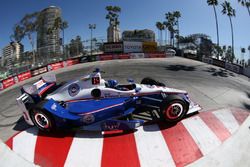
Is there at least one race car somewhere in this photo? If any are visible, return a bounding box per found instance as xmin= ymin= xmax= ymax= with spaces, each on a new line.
xmin=16 ymin=68 xmax=201 ymax=132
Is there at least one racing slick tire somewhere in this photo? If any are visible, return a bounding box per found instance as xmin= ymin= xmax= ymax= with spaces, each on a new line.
xmin=161 ymin=99 xmax=187 ymax=122
xmin=30 ymin=106 xmax=56 ymax=132
xmin=141 ymin=77 xmax=165 ymax=86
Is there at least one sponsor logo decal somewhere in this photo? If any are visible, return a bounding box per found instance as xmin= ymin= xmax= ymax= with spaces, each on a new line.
xmin=104 ymin=122 xmax=121 ymax=130
xmin=51 ymin=103 xmax=57 ymax=111
xmin=82 ymin=114 xmax=95 ymax=124
xmin=68 ymin=83 xmax=80 ymax=97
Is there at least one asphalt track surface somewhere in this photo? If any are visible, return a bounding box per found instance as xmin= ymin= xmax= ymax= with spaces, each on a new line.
xmin=0 ymin=57 xmax=250 ymax=141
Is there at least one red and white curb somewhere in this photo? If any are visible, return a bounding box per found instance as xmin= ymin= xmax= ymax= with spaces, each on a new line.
xmin=5 ymin=108 xmax=249 ymax=167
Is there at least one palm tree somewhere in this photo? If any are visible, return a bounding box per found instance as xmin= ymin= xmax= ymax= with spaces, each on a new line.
xmin=163 ymin=21 xmax=168 ymax=45
xmin=207 ymin=0 xmax=220 ymax=46
xmin=173 ymin=11 xmax=181 ymax=48
xmin=11 ymin=12 xmax=40 ymax=64
xmin=165 ymin=12 xmax=175 ymax=47
xmin=248 ymin=45 xmax=250 ymax=66
xmin=105 ymin=6 xmax=121 ymax=27
xmin=221 ymin=1 xmax=236 ymax=60
xmin=241 ymin=47 xmax=246 ymax=65
xmin=238 ymin=0 xmax=250 ymax=16
xmin=156 ymin=22 xmax=164 ymax=45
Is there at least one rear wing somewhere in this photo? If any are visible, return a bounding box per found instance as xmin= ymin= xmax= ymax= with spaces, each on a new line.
xmin=21 ymin=73 xmax=57 ymax=97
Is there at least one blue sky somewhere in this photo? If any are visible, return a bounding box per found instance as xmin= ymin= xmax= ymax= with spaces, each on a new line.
xmin=0 ymin=0 xmax=250 ymax=57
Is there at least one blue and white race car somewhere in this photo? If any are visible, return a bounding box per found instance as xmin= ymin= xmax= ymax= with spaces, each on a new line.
xmin=16 ymin=69 xmax=201 ymax=132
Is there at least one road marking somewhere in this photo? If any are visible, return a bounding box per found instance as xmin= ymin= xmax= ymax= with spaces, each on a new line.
xmin=64 ymin=131 xmax=103 ymax=167
xmin=182 ymin=116 xmax=221 ymax=155
xmin=12 ymin=127 xmax=38 ymax=163
xmin=134 ymin=124 xmax=176 ymax=167
xmin=199 ymin=112 xmax=231 ymax=142
xmin=231 ymin=110 xmax=249 ymax=125
xmin=213 ymin=109 xmax=239 ymax=134
xmin=160 ymin=122 xmax=203 ymax=167
xmin=34 ymin=131 xmax=74 ymax=167
xmin=101 ymin=130 xmax=140 ymax=167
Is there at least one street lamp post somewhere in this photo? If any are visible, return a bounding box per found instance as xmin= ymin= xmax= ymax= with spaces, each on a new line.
xmin=89 ymin=24 xmax=96 ymax=57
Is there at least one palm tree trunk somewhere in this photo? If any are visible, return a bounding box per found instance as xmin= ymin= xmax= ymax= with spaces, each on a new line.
xmin=165 ymin=29 xmax=168 ymax=45
xmin=177 ymin=19 xmax=180 ymax=49
xmin=244 ymin=0 xmax=250 ymax=16
xmin=62 ymin=28 xmax=66 ymax=59
xmin=160 ymin=30 xmax=163 ymax=46
xmin=213 ymin=4 xmax=220 ymax=46
xmin=229 ymin=16 xmax=234 ymax=62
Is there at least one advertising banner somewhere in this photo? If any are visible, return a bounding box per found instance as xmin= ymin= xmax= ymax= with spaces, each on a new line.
xmin=104 ymin=42 xmax=123 ymax=53
xmin=17 ymin=71 xmax=32 ymax=82
xmin=48 ymin=62 xmax=63 ymax=71
xmin=118 ymin=54 xmax=130 ymax=59
xmin=100 ymin=55 xmax=113 ymax=61
xmin=142 ymin=42 xmax=157 ymax=53
xmin=123 ymin=41 xmax=142 ymax=53
xmin=145 ymin=53 xmax=166 ymax=58
xmin=2 ymin=77 xmax=15 ymax=89
xmin=66 ymin=59 xmax=80 ymax=66
xmin=31 ymin=67 xmax=48 ymax=76
xmin=129 ymin=53 xmax=145 ymax=59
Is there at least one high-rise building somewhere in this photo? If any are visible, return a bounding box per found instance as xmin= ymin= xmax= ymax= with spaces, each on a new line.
xmin=2 ymin=42 xmax=24 ymax=69
xmin=107 ymin=25 xmax=121 ymax=43
xmin=37 ymin=6 xmax=61 ymax=60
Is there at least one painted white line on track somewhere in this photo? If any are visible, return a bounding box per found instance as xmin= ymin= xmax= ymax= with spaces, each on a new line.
xmin=64 ymin=131 xmax=103 ymax=167
xmin=182 ymin=116 xmax=221 ymax=155
xmin=213 ymin=109 xmax=239 ymax=134
xmin=12 ymin=127 xmax=38 ymax=163
xmin=134 ymin=124 xmax=176 ymax=167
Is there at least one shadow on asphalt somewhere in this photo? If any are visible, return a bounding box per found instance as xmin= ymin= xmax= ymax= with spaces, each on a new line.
xmin=13 ymin=116 xmax=31 ymax=131
xmin=243 ymin=92 xmax=250 ymax=111
xmin=203 ymin=67 xmax=235 ymax=77
xmin=165 ymin=65 xmax=197 ymax=71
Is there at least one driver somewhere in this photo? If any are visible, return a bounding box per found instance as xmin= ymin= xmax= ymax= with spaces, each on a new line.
xmin=106 ymin=79 xmax=118 ymax=88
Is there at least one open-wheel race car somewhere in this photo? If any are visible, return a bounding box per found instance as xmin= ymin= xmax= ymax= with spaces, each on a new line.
xmin=17 ymin=68 xmax=201 ymax=132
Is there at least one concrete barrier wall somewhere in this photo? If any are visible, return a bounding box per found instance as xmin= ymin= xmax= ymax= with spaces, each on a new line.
xmin=0 ymin=53 xmax=167 ymax=91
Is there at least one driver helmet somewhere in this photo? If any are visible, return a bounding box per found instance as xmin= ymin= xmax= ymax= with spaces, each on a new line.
xmin=107 ymin=79 xmax=118 ymax=88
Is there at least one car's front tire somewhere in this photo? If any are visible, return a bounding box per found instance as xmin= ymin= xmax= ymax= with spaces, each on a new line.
xmin=30 ymin=108 xmax=55 ymax=132
xmin=161 ymin=100 xmax=187 ymax=122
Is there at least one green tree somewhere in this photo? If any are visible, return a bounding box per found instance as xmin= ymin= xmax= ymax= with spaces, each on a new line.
xmin=105 ymin=6 xmax=121 ymax=27
xmin=156 ymin=22 xmax=165 ymax=46
xmin=173 ymin=11 xmax=181 ymax=48
xmin=11 ymin=12 xmax=40 ymax=64
xmin=238 ymin=0 xmax=250 ymax=16
xmin=221 ymin=1 xmax=236 ymax=60
xmin=207 ymin=0 xmax=220 ymax=46
xmin=241 ymin=47 xmax=246 ymax=66
xmin=247 ymin=45 xmax=250 ymax=66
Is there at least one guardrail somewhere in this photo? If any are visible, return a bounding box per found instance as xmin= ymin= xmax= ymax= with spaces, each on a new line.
xmin=0 ymin=52 xmax=169 ymax=91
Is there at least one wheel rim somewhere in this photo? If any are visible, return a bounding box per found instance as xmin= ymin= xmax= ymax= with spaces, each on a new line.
xmin=165 ymin=103 xmax=183 ymax=120
xmin=34 ymin=112 xmax=50 ymax=129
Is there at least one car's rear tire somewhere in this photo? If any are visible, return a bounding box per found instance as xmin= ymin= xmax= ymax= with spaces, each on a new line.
xmin=161 ymin=100 xmax=187 ymax=122
xmin=30 ymin=108 xmax=55 ymax=132
xmin=141 ymin=77 xmax=165 ymax=86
